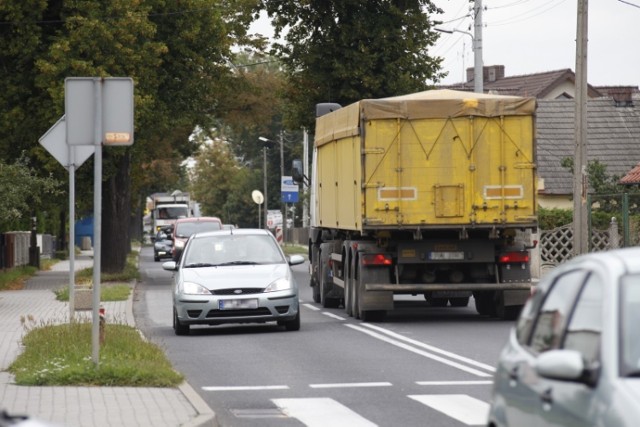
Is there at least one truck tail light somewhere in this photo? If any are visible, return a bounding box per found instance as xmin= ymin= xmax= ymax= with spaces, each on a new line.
xmin=362 ymin=254 xmax=392 ymax=266
xmin=498 ymin=251 xmax=530 ymax=264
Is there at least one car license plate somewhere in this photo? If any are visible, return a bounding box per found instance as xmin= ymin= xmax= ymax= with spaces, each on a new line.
xmin=429 ymin=251 xmax=464 ymax=260
xmin=219 ymin=299 xmax=258 ymax=310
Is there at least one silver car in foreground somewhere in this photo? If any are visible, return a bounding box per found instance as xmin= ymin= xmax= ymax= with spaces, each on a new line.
xmin=162 ymin=228 xmax=305 ymax=335
xmin=488 ymin=247 xmax=640 ymax=426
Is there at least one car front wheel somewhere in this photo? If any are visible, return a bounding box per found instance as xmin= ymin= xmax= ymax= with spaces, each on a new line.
xmin=280 ymin=310 xmax=300 ymax=331
xmin=173 ymin=307 xmax=190 ymax=336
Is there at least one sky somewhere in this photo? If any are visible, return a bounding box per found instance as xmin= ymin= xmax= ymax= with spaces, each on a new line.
xmin=250 ymin=0 xmax=640 ymax=88
xmin=431 ymin=0 xmax=640 ymax=87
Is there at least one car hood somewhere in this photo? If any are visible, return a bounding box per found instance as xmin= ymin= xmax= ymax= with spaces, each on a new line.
xmin=181 ymin=264 xmax=292 ymax=290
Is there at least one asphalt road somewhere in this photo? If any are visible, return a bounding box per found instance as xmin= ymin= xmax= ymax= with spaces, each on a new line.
xmin=134 ymin=246 xmax=514 ymax=427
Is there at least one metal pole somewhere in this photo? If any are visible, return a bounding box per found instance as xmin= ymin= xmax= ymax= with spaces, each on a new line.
xmin=473 ymin=0 xmax=484 ymax=93
xmin=69 ymin=148 xmax=75 ymax=321
xmin=263 ymin=146 xmax=268 ymax=230
xmin=303 ymin=129 xmax=309 ymax=228
xmin=92 ymin=78 xmax=103 ymax=365
xmin=573 ymin=0 xmax=589 ymax=256
xmin=280 ymin=132 xmax=285 ymax=241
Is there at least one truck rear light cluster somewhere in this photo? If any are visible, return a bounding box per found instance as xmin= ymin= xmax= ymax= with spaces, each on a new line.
xmin=362 ymin=254 xmax=392 ymax=266
xmin=498 ymin=251 xmax=530 ymax=264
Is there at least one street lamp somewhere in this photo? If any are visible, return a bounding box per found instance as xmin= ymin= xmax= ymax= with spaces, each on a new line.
xmin=435 ymin=24 xmax=483 ymax=93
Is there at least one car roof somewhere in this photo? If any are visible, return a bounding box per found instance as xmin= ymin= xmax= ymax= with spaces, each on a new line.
xmin=174 ymin=216 xmax=222 ymax=225
xmin=191 ymin=228 xmax=272 ymax=238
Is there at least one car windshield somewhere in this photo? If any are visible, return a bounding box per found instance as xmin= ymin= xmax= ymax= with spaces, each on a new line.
xmin=620 ymin=274 xmax=640 ymax=377
xmin=157 ymin=206 xmax=188 ymax=220
xmin=175 ymin=221 xmax=222 ymax=238
xmin=182 ymin=234 xmax=285 ymax=267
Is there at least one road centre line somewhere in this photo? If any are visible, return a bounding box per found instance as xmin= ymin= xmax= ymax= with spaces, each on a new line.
xmin=361 ymin=323 xmax=496 ymax=373
xmin=322 ymin=312 xmax=346 ymax=321
xmin=202 ymin=385 xmax=289 ymax=391
xmin=309 ymin=382 xmax=392 ymax=389
xmin=346 ymin=324 xmax=492 ymax=378
xmin=416 ymin=381 xmax=493 ymax=386
xmin=303 ymin=303 xmax=321 ymax=311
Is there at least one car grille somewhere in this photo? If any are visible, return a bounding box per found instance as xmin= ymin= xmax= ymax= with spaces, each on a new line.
xmin=205 ymin=308 xmax=272 ymax=318
xmin=211 ymin=288 xmax=264 ymax=295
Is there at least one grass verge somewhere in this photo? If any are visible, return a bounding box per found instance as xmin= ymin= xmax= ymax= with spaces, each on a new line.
xmin=54 ymin=283 xmax=131 ymax=302
xmin=4 ymin=246 xmax=183 ymax=387
xmin=8 ymin=320 xmax=183 ymax=387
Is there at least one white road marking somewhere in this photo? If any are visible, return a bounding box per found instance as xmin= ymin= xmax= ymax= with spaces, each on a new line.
xmin=273 ymin=397 xmax=377 ymax=427
xmin=361 ymin=323 xmax=496 ymax=373
xmin=309 ymin=382 xmax=392 ymax=389
xmin=202 ymin=385 xmax=289 ymax=391
xmin=303 ymin=303 xmax=321 ymax=311
xmin=409 ymin=394 xmax=489 ymax=425
xmin=322 ymin=312 xmax=346 ymax=321
xmin=346 ymin=324 xmax=492 ymax=377
xmin=416 ymin=380 xmax=493 ymax=386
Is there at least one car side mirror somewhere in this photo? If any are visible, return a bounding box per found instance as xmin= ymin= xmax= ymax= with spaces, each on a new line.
xmin=288 ymin=254 xmax=305 ymax=266
xmin=536 ymin=349 xmax=598 ymax=387
xmin=162 ymin=261 xmax=178 ymax=271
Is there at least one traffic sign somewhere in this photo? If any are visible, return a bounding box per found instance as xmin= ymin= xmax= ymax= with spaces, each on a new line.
xmin=281 ymin=175 xmax=298 ymax=203
xmin=65 ymin=77 xmax=134 ymax=146
xmin=39 ymin=116 xmax=94 ymax=169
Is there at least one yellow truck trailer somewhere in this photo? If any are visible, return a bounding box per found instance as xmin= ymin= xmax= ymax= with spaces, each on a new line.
xmin=296 ymin=89 xmax=538 ymax=320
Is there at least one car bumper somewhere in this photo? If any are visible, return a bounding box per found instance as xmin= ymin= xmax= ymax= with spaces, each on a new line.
xmin=174 ymin=292 xmax=299 ymax=325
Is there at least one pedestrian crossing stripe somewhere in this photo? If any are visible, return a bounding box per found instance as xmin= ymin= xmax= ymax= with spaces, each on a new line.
xmin=409 ymin=394 xmax=489 ymax=425
xmin=273 ymin=397 xmax=376 ymax=427
xmin=271 ymin=394 xmax=490 ymax=426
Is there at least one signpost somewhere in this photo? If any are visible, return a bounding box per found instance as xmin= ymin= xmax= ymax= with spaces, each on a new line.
xmin=41 ymin=77 xmax=134 ymax=366
xmin=39 ymin=116 xmax=95 ymax=321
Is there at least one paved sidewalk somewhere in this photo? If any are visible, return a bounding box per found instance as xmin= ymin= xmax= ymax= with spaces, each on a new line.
xmin=0 ymin=251 xmax=216 ymax=427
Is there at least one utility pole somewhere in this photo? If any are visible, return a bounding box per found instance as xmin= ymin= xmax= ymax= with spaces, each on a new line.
xmin=573 ymin=0 xmax=589 ymax=256
xmin=473 ymin=0 xmax=484 ymax=93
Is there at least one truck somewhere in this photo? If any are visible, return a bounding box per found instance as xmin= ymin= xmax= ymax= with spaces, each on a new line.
xmin=296 ymin=89 xmax=538 ymax=321
xmin=150 ymin=192 xmax=192 ymax=233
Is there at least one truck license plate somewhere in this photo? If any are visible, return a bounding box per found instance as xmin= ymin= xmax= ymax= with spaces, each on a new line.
xmin=219 ymin=299 xmax=258 ymax=310
xmin=429 ymin=251 xmax=464 ymax=260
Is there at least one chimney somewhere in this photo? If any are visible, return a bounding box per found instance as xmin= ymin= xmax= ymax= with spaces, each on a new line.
xmin=609 ymin=86 xmax=634 ymax=107
xmin=466 ymin=65 xmax=505 ymax=84
xmin=486 ymin=65 xmax=505 ymax=82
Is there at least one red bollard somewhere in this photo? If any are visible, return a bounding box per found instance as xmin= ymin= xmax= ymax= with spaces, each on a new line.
xmin=99 ymin=305 xmax=106 ymax=345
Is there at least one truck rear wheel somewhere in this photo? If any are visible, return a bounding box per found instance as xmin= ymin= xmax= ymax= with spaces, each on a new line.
xmin=495 ymin=291 xmax=522 ymax=320
xmin=344 ymin=254 xmax=353 ymax=316
xmin=356 ymin=261 xmax=386 ymax=322
xmin=319 ymin=244 xmax=340 ymax=309
xmin=474 ymin=292 xmax=496 ymax=316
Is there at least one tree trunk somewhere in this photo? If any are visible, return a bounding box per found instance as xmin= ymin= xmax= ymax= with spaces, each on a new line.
xmin=101 ymin=150 xmax=131 ymax=273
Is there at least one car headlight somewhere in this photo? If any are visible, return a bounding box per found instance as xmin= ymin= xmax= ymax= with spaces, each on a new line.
xmin=175 ymin=239 xmax=186 ymax=249
xmin=180 ymin=281 xmax=211 ymax=295
xmin=264 ymin=277 xmax=292 ymax=293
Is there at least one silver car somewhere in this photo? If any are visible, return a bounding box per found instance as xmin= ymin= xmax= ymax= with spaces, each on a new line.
xmin=488 ymin=247 xmax=640 ymax=427
xmin=162 ymin=228 xmax=304 ymax=335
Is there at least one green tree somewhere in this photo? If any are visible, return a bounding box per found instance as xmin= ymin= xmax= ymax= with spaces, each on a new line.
xmin=262 ymin=0 xmax=446 ymax=129
xmin=0 ymin=156 xmax=62 ymax=231
xmin=1 ymin=1 xmax=262 ymax=272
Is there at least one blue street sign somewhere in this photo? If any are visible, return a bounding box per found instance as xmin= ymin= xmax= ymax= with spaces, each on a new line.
xmin=282 ymin=191 xmax=299 ymax=203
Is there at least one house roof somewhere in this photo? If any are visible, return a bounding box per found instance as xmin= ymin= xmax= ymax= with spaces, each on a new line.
xmin=442 ymin=67 xmax=602 ymax=98
xmin=619 ymin=162 xmax=640 ymax=185
xmin=537 ymin=96 xmax=640 ymax=195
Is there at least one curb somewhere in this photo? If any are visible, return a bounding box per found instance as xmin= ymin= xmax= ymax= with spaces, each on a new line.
xmin=127 ymin=270 xmax=217 ymax=426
